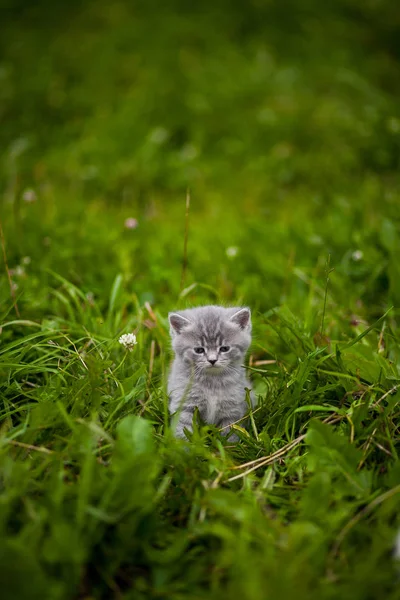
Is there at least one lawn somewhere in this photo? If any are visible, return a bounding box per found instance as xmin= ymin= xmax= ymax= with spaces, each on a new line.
xmin=1 ymin=1 xmax=400 ymax=598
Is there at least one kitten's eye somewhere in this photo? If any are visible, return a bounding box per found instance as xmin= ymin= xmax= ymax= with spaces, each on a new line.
xmin=220 ymin=346 xmax=230 ymax=353
xmin=194 ymin=347 xmax=205 ymax=354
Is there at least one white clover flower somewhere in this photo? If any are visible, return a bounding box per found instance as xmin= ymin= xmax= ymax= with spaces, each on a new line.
xmin=124 ymin=218 xmax=138 ymax=230
xmin=119 ymin=333 xmax=138 ymax=351
xmin=180 ymin=143 xmax=198 ymax=161
xmin=22 ymin=188 xmax=37 ymax=203
xmin=226 ymin=246 xmax=239 ymax=258
xmin=14 ymin=265 xmax=25 ymax=277
xmin=148 ymin=127 xmax=169 ymax=145
xmin=352 ymin=250 xmax=364 ymax=261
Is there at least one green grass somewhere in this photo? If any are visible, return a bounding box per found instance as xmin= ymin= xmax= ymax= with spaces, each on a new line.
xmin=1 ymin=1 xmax=400 ymax=598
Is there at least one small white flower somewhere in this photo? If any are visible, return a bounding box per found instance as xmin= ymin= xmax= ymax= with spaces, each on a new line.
xmin=308 ymin=234 xmax=323 ymax=246
xmin=226 ymin=246 xmax=239 ymax=258
xmin=124 ymin=218 xmax=138 ymax=230
xmin=10 ymin=137 xmax=29 ymax=159
xmin=14 ymin=265 xmax=25 ymax=277
xmin=387 ymin=117 xmax=400 ymax=134
xmin=148 ymin=127 xmax=169 ymax=145
xmin=22 ymin=188 xmax=37 ymax=203
xmin=119 ymin=333 xmax=138 ymax=351
xmin=22 ymin=256 xmax=31 ymax=265
xmin=180 ymin=143 xmax=198 ymax=161
xmin=352 ymin=250 xmax=364 ymax=261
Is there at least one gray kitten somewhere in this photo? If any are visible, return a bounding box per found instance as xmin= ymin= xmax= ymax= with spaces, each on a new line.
xmin=168 ymin=305 xmax=252 ymax=441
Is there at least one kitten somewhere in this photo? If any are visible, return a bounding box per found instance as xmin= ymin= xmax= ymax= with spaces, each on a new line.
xmin=168 ymin=305 xmax=253 ymax=441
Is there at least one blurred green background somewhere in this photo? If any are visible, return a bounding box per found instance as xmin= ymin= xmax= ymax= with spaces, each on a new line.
xmin=1 ymin=0 xmax=400 ymax=318
xmin=1 ymin=1 xmax=400 ymax=599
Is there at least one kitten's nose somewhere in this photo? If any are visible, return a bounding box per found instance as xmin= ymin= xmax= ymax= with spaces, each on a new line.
xmin=208 ymin=359 xmax=217 ymax=365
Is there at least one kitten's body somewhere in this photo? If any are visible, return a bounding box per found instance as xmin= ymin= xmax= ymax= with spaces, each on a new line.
xmin=168 ymin=305 xmax=253 ymax=440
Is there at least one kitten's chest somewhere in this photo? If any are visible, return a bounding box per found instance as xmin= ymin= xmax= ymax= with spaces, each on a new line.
xmin=197 ymin=382 xmax=238 ymax=424
xmin=204 ymin=388 xmax=224 ymax=424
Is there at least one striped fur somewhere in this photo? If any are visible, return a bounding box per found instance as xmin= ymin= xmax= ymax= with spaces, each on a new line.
xmin=168 ymin=305 xmax=253 ymax=441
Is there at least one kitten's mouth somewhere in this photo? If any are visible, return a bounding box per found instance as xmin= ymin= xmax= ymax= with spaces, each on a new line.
xmin=206 ymin=364 xmax=222 ymax=372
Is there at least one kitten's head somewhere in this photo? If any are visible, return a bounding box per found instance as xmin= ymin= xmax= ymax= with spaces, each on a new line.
xmin=168 ymin=305 xmax=251 ymax=373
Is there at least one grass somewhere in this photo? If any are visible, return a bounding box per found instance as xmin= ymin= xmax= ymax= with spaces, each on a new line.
xmin=1 ymin=0 xmax=400 ymax=598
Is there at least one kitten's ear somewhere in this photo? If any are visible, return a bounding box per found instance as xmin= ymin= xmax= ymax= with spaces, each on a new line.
xmin=169 ymin=312 xmax=191 ymax=335
xmin=229 ymin=307 xmax=251 ymax=330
